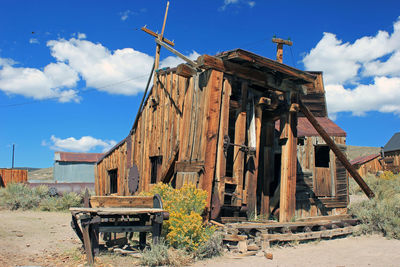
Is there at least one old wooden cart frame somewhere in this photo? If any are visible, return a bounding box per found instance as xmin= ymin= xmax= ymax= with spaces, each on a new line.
xmin=70 ymin=194 xmax=165 ymax=265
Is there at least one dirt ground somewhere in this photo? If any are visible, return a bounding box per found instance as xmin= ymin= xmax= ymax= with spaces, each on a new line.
xmin=1 ymin=210 xmax=400 ymax=267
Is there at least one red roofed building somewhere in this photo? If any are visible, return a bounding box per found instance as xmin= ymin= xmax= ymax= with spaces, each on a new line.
xmin=350 ymin=153 xmax=383 ymax=177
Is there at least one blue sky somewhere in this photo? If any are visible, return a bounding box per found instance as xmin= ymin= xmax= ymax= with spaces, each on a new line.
xmin=1 ymin=0 xmax=400 ymax=168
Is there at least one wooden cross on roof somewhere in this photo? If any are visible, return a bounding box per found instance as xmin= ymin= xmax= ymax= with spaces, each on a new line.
xmin=272 ymin=37 xmax=293 ymax=63
xmin=141 ymin=1 xmax=175 ymax=72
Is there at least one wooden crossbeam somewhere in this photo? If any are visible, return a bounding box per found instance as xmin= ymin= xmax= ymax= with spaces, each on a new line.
xmin=272 ymin=37 xmax=293 ymax=63
xmin=141 ymin=26 xmax=175 ymax=46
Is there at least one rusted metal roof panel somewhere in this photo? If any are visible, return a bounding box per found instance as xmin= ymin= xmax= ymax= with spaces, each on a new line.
xmin=350 ymin=153 xmax=380 ymax=165
xmin=55 ymin=152 xmax=104 ymax=163
xmin=276 ymin=117 xmax=346 ymax=137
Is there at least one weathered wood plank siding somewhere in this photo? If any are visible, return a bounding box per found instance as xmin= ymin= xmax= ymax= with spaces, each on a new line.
xmin=0 ymin=169 xmax=28 ymax=186
xmin=295 ymin=136 xmax=348 ymax=218
xmin=96 ymin=69 xmax=223 ymax=203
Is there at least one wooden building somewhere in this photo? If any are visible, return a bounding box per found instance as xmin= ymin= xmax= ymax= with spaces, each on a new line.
xmin=350 ymin=154 xmax=383 ymax=177
xmin=383 ymin=132 xmax=400 ymax=173
xmin=95 ymin=49 xmax=355 ymax=222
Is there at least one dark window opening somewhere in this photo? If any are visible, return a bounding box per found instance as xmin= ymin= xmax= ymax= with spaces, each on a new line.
xmin=224 ymin=184 xmax=237 ymax=205
xmin=297 ymin=137 xmax=305 ymax=146
xmin=108 ymin=169 xmax=118 ymax=194
xmin=150 ymin=156 xmax=163 ymax=184
xmin=315 ymin=145 xmax=330 ymax=168
xmin=225 ymin=109 xmax=237 ymax=177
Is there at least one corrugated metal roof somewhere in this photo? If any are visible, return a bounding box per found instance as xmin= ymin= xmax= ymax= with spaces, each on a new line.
xmin=350 ymin=153 xmax=380 ymax=165
xmin=384 ymin=132 xmax=400 ymax=153
xmin=55 ymin=152 xmax=104 ymax=163
xmin=276 ymin=117 xmax=346 ymax=137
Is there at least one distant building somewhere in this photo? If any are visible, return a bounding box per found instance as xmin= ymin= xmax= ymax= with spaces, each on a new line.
xmin=383 ymin=132 xmax=400 ymax=173
xmin=54 ymin=152 xmax=104 ymax=183
xmin=350 ymin=153 xmax=383 ymax=177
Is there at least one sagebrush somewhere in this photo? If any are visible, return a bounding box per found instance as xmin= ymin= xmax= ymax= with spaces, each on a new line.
xmin=0 ymin=183 xmax=83 ymax=211
xmin=350 ymin=172 xmax=400 ymax=239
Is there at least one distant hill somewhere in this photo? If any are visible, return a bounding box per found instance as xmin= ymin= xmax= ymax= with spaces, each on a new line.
xmin=28 ymin=167 xmax=53 ymax=181
xmin=346 ymin=145 xmax=381 ymax=161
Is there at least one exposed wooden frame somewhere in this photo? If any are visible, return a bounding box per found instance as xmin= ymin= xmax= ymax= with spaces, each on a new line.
xmin=299 ymin=100 xmax=375 ymax=198
xmin=197 ymin=55 xmax=307 ymax=93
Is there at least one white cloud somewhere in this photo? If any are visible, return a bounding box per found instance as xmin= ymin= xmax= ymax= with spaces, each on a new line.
xmin=160 ymin=51 xmax=201 ymax=69
xmin=29 ymin=38 xmax=39 ymax=44
xmin=47 ymin=135 xmax=117 ymax=152
xmin=120 ymin=10 xmax=132 ymax=21
xmin=47 ymin=38 xmax=154 ymax=95
xmin=220 ymin=0 xmax=255 ymax=11
xmin=0 ymin=61 xmax=79 ymax=102
xmin=248 ymin=1 xmax=256 ymax=7
xmin=303 ymin=17 xmax=400 ymax=117
xmin=77 ymin=33 xmax=86 ymax=39
xmin=0 ymin=34 xmax=200 ymax=102
xmin=326 ymin=77 xmax=400 ymax=116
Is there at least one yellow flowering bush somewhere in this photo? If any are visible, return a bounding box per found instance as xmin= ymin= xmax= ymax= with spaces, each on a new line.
xmin=380 ymin=171 xmax=397 ymax=180
xmin=141 ymin=183 xmax=214 ymax=251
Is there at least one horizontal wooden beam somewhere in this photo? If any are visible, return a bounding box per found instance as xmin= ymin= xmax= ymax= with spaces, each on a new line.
xmin=196 ymin=54 xmax=306 ymax=93
xmin=141 ymin=26 xmax=175 ymax=46
xmin=299 ymin=100 xmax=375 ymax=199
xmin=90 ymin=196 xmax=153 ymax=208
xmin=222 ymin=49 xmax=316 ymax=83
xmin=176 ymin=63 xmax=197 ymax=78
xmin=272 ymin=38 xmax=293 ymax=46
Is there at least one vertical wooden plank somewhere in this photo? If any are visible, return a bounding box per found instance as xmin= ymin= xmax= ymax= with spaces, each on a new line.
xmin=233 ymin=81 xmax=248 ymax=206
xmin=212 ymin=77 xmax=232 ymax=219
xmin=246 ymin=102 xmax=262 ymax=217
xmin=201 ymin=70 xmax=224 ymax=214
xmin=216 ymin=79 xmax=231 ymax=197
xmin=279 ymin=100 xmax=298 ymax=222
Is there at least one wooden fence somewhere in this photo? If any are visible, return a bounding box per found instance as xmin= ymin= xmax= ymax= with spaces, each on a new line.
xmin=0 ymin=169 xmax=28 ymax=187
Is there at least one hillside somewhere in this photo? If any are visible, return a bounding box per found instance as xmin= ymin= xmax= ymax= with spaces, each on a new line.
xmin=346 ymin=145 xmax=381 ymax=161
xmin=28 ymin=167 xmax=53 ymax=181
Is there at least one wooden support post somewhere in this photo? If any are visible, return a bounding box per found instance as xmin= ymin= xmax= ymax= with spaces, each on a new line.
xmin=279 ymin=95 xmax=298 ymax=222
xmin=154 ymin=1 xmax=169 ymax=71
xmin=202 ymin=70 xmax=224 ymax=215
xmin=246 ymin=103 xmax=262 ymax=217
xmin=139 ymin=232 xmax=147 ymax=250
xmin=81 ymin=218 xmax=94 ymax=265
xmin=299 ymin=100 xmax=375 ymax=198
xmin=233 ymin=81 xmax=248 ymax=206
xmin=261 ymin=120 xmax=275 ymax=216
xmin=212 ymin=78 xmax=232 ymax=219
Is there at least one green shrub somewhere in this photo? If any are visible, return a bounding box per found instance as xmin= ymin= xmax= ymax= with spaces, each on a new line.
xmin=0 ymin=183 xmax=83 ymax=211
xmin=194 ymin=232 xmax=223 ymax=260
xmin=350 ymin=173 xmax=400 ymax=239
xmin=139 ymin=239 xmax=193 ymax=266
xmin=139 ymin=239 xmax=169 ymax=266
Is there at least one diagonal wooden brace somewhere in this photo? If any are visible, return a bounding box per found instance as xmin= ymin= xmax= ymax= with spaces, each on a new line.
xmin=299 ymin=99 xmax=375 ymax=198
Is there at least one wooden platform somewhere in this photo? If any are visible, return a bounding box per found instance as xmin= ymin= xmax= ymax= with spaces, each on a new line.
xmin=70 ymin=207 xmax=164 ymax=215
xmin=221 ymin=215 xmax=359 ymax=253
